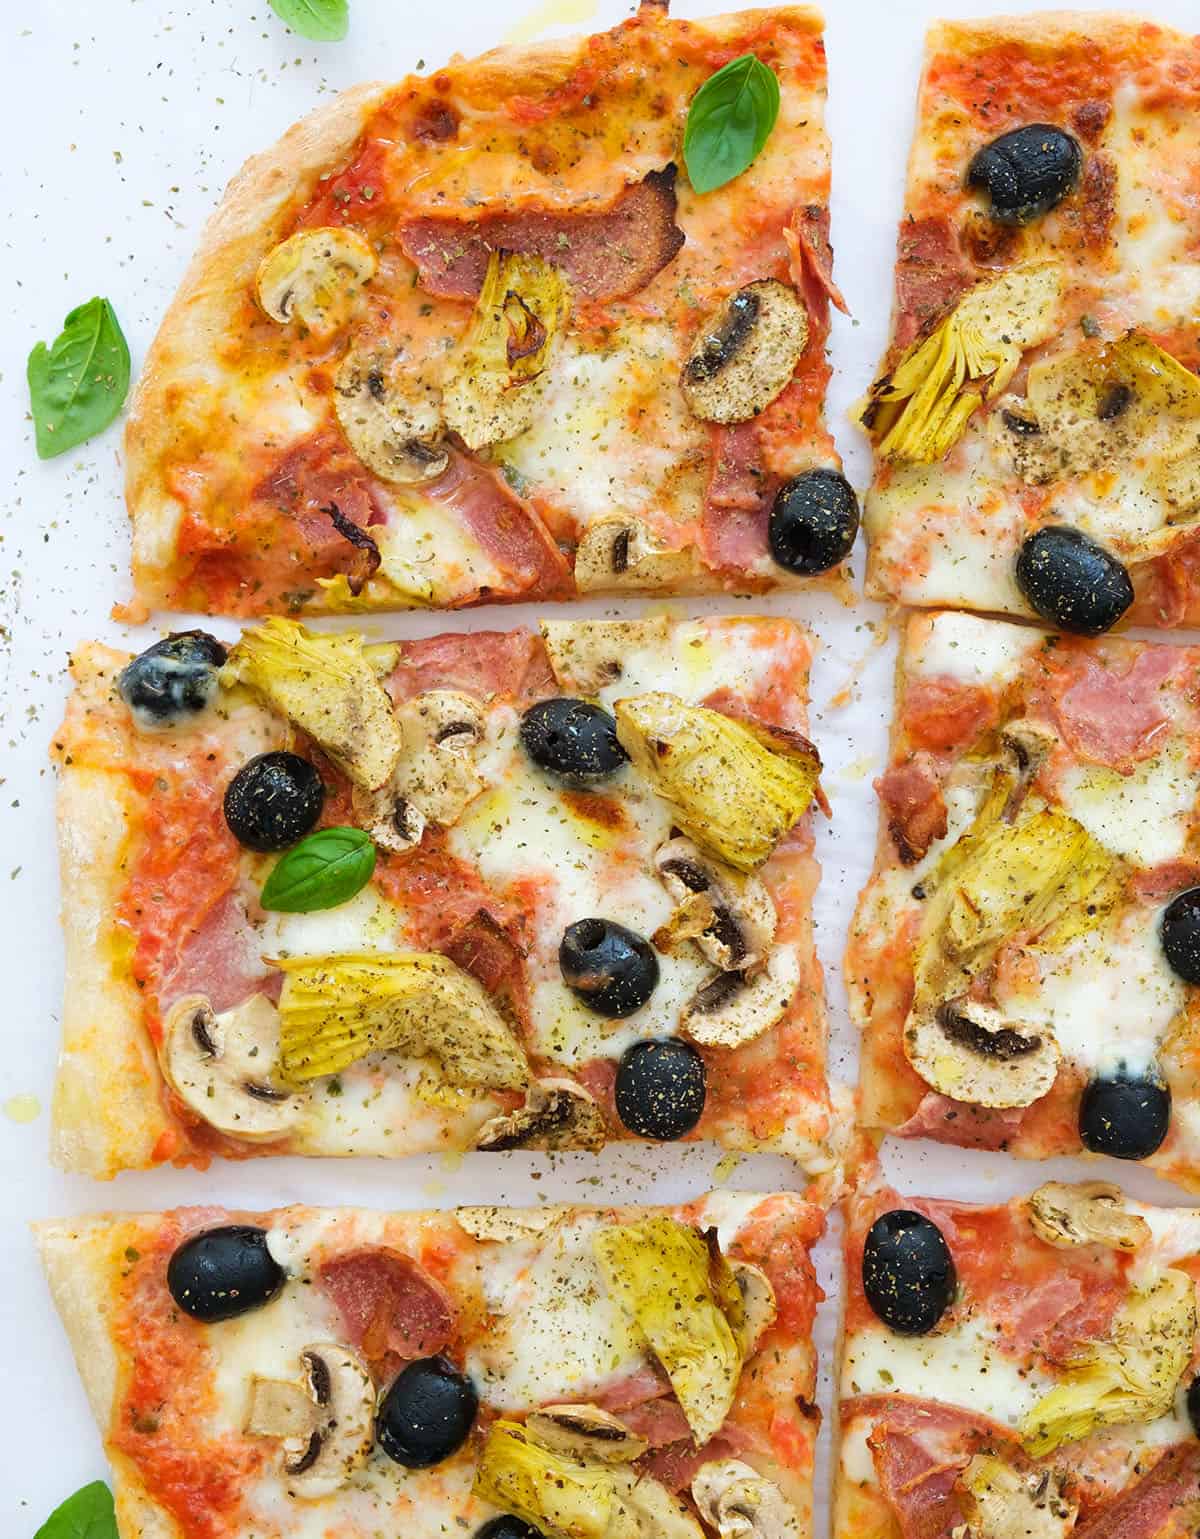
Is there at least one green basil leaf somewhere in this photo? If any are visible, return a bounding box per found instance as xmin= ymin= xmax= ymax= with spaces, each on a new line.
xmin=683 ymin=53 xmax=781 ymax=195
xmin=27 ymin=298 xmax=131 ymax=460
xmin=261 ymin=826 xmax=375 ymax=913
xmin=268 ymin=0 xmax=349 ymax=42
xmin=34 ymin=1483 xmax=118 ymax=1539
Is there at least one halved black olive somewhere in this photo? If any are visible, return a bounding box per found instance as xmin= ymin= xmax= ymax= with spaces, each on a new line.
xmin=476 ymin=1520 xmax=544 ymax=1539
xmin=376 ymin=1356 xmax=478 ymax=1468
xmin=862 ymin=1210 xmax=955 ymax=1335
xmin=1079 ymin=1067 xmax=1170 ymax=1160
xmin=117 ymin=631 xmax=228 ymax=728
xmin=768 ymin=468 xmax=860 ymax=575
xmin=224 ymin=752 xmax=326 ymax=852
xmin=520 ymin=698 xmax=628 ymax=786
xmin=967 ymin=124 xmax=1082 ymax=225
xmin=1188 ymin=1375 xmax=1200 ymax=1438
xmin=615 ymin=1038 xmax=706 ymax=1140
xmin=1161 ymin=888 xmax=1200 ymax=984
xmin=560 ymin=918 xmax=659 ymax=1017
xmin=1014 ymin=525 xmax=1132 ymax=636
xmin=166 ymin=1224 xmax=285 ymax=1322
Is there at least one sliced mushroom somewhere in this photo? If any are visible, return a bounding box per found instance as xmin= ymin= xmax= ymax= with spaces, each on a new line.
xmin=691 ymin=1460 xmax=802 ymax=1539
xmin=475 ymin=1078 xmax=607 ymax=1153
xmin=351 ymin=785 xmax=426 ymax=854
xmin=525 ymin=1404 xmax=647 ymax=1463
xmin=955 ymin=1453 xmax=1077 ymax=1539
xmin=1027 ymin=1181 xmax=1150 ymax=1252
xmin=353 ymin=690 xmax=487 ymax=852
xmin=681 ymin=948 xmax=801 ymax=1050
xmin=573 ymin=515 xmax=699 ymax=593
xmin=681 ymin=280 xmax=809 ymax=425
xmin=454 ymin=1205 xmax=571 ymax=1243
xmin=905 ymin=998 xmax=1060 ymax=1110
xmin=540 ymin=617 xmax=672 ymax=694
xmin=334 ymin=344 xmax=449 ymax=484
xmin=245 ymin=1343 xmax=374 ymax=1499
xmin=160 ymin=994 xmax=304 ymax=1141
xmin=655 ymin=838 xmax=777 ymax=972
xmin=997 ymin=719 xmax=1057 ymax=820
xmin=256 ymin=228 xmax=378 ymax=340
xmin=731 ymin=1261 xmax=777 ymax=1357
xmin=654 ymin=891 xmax=720 ymax=954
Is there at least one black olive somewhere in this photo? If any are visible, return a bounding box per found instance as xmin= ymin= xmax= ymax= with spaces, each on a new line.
xmin=376 ymin=1356 xmax=478 ymax=1468
xmin=223 ymin=752 xmax=326 ymax=852
xmin=1014 ymin=525 xmax=1133 ymax=636
xmin=166 ymin=1224 xmax=285 ymax=1322
xmin=117 ymin=631 xmax=228 ymax=727
xmin=615 ymin=1038 xmax=706 ymax=1140
xmin=560 ymin=918 xmax=659 ymax=1017
xmin=1079 ymin=1067 xmax=1170 ymax=1160
xmin=862 ymin=1210 xmax=955 ymax=1335
xmin=1161 ymin=888 xmax=1200 ymax=984
xmin=1188 ymin=1375 xmax=1200 ymax=1438
xmin=967 ymin=124 xmax=1082 ymax=225
xmin=768 ymin=468 xmax=860 ymax=575
xmin=475 ymin=1520 xmax=544 ymax=1539
xmin=520 ymin=698 xmax=628 ymax=786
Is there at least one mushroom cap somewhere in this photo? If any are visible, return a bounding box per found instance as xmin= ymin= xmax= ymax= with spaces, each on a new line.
xmin=160 ymin=993 xmax=303 ymax=1141
xmin=256 ymin=227 xmax=377 ymax=338
xmin=246 ymin=1342 xmax=375 ymax=1500
xmin=681 ymin=948 xmax=801 ymax=1050
xmin=524 ymin=1404 xmax=647 ymax=1463
xmin=1026 ymin=1181 xmax=1150 ymax=1252
xmin=655 ymin=837 xmax=777 ymax=973
xmin=333 ymin=344 xmax=449 ymax=485
xmin=691 ymin=1460 xmax=802 ymax=1539
xmin=681 ymin=280 xmax=809 ymax=425
xmin=573 ymin=515 xmax=699 ymax=594
xmin=904 ymin=998 xmax=1060 ymax=1110
xmin=476 ymin=1078 xmax=607 ymax=1153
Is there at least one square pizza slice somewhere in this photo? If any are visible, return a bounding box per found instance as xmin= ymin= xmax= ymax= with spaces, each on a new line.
xmin=51 ymin=615 xmax=836 ymax=1178
xmin=835 ymin=1180 xmax=1200 ymax=1539
xmin=847 ymin=609 xmax=1200 ymax=1190
xmin=124 ymin=2 xmax=855 ymax=618
xmin=858 ymin=12 xmax=1200 ymax=633
xmin=38 ymin=1192 xmax=825 ymax=1539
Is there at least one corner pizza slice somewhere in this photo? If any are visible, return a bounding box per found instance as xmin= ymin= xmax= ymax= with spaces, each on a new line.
xmin=847 ymin=609 xmax=1200 ymax=1190
xmin=836 ymin=1181 xmax=1200 ymax=1539
xmin=124 ymin=1 xmax=855 ymax=618
xmin=51 ymin=614 xmax=838 ymax=1178
xmin=859 ymin=12 xmax=1200 ymax=633
xmin=38 ymin=1192 xmax=824 ymax=1539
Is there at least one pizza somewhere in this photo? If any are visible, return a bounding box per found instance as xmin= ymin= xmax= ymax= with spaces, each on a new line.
xmin=857 ymin=12 xmax=1200 ymax=634
xmin=50 ymin=613 xmax=838 ymax=1179
xmin=122 ymin=2 xmax=855 ymax=618
xmin=37 ymin=1192 xmax=824 ymax=1539
xmin=836 ymin=1179 xmax=1200 ymax=1539
xmin=846 ymin=608 xmax=1200 ymax=1190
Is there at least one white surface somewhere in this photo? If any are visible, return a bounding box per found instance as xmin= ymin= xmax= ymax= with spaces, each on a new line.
xmin=4 ymin=2 xmax=1200 ymax=1535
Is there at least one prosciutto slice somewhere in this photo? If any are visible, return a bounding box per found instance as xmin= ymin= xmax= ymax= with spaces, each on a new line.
xmin=317 ymin=1249 xmax=454 ymax=1380
xmin=878 ymin=755 xmax=947 ymax=865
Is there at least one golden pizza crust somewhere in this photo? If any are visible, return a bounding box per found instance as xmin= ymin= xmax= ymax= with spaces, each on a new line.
xmin=928 ymin=9 xmax=1174 ymax=55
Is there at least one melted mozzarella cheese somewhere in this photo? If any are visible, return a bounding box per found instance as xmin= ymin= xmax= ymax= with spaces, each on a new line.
xmin=593 ymin=619 xmax=791 ymax=714
xmin=375 ymin=494 xmax=506 ymax=605
xmin=464 ymin=1213 xmax=648 ymax=1409
xmin=260 ymin=885 xmax=406 ymax=959
xmin=908 ymin=612 xmax=1039 ymax=687
xmin=1056 ymin=742 xmax=1199 ymax=867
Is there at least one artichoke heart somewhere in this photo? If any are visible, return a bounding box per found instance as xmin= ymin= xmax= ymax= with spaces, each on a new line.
xmin=473 ymin=1421 xmax=615 ymax=1539
xmin=1021 ymin=1268 xmax=1196 ymax=1456
xmin=859 ymin=263 xmax=1063 ymax=463
xmin=443 ymin=251 xmax=571 ymax=450
xmin=273 ymin=952 xmax=530 ymax=1090
xmin=221 ymin=618 xmax=403 ymax=791
xmin=593 ymin=1217 xmax=741 ymax=1445
xmin=615 ymin=693 xmax=821 ymax=873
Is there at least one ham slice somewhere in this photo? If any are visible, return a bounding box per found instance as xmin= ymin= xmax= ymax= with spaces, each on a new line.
xmin=891 ymin=216 xmax=973 ymax=351
xmin=878 ymin=756 xmax=947 ymax=866
xmin=895 ymin=1094 xmax=1026 ymax=1151
xmin=1044 ymin=648 xmax=1183 ymax=772
xmin=699 ymin=421 xmax=773 ymax=573
xmin=398 ymin=168 xmax=685 ymax=302
xmin=157 ymin=893 xmax=275 ymax=1016
xmin=389 ymin=629 xmax=555 ymax=706
xmin=637 ymin=1426 xmax=747 ymax=1493
xmin=786 ymin=203 xmax=848 ymax=320
xmin=593 ymin=1362 xmax=673 ymax=1413
xmin=317 ymin=1249 xmax=454 ymax=1380
xmin=1075 ymin=1442 xmax=1200 ymax=1537
xmin=900 ymin=676 xmax=999 ymax=754
xmin=444 ymin=907 xmax=527 ymax=995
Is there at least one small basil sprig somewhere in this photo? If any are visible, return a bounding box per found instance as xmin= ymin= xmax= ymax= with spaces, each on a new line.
xmin=268 ymin=0 xmax=349 ymax=41
xmin=683 ymin=53 xmax=781 ymax=195
xmin=261 ymin=826 xmax=375 ymax=913
xmin=27 ymin=298 xmax=131 ymax=459
xmin=34 ymin=1482 xmax=118 ymax=1539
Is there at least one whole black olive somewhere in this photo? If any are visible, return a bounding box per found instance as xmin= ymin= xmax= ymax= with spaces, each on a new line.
xmin=520 ymin=698 xmax=628 ymax=786
xmin=117 ymin=631 xmax=228 ymax=728
xmin=967 ymin=124 xmax=1082 ymax=225
xmin=1161 ymin=888 xmax=1200 ymax=984
xmin=166 ymin=1224 xmax=285 ymax=1322
xmin=862 ymin=1210 xmax=955 ymax=1335
xmin=560 ymin=918 xmax=659 ymax=1017
xmin=377 ymin=1356 xmax=478 ymax=1468
xmin=1079 ymin=1067 xmax=1170 ymax=1160
xmin=1015 ymin=525 xmax=1133 ymax=636
xmin=223 ymin=752 xmax=326 ymax=852
xmin=476 ymin=1520 xmax=544 ymax=1539
xmin=768 ymin=468 xmax=860 ymax=575
xmin=1188 ymin=1375 xmax=1200 ymax=1438
xmin=615 ymin=1038 xmax=706 ymax=1140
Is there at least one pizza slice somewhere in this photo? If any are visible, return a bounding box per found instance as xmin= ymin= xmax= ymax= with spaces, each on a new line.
xmin=37 ymin=1192 xmax=824 ymax=1539
xmin=835 ymin=1180 xmax=1200 ymax=1539
xmin=858 ymin=12 xmax=1200 ymax=633
xmin=846 ymin=608 xmax=1200 ymax=1190
xmin=124 ymin=2 xmax=855 ymax=618
xmin=51 ymin=614 xmax=837 ymax=1178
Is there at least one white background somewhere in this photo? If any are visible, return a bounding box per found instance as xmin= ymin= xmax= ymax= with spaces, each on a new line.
xmin=4 ymin=2 xmax=1200 ymax=1534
